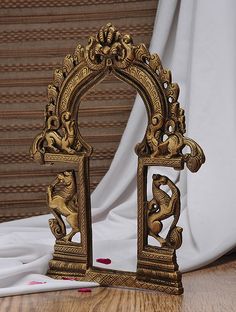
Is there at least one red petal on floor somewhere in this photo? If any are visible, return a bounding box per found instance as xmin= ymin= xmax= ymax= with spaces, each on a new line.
xmin=28 ymin=281 xmax=47 ymax=285
xmin=96 ymin=258 xmax=112 ymax=265
xmin=62 ymin=277 xmax=76 ymax=281
xmin=78 ymin=288 xmax=92 ymax=293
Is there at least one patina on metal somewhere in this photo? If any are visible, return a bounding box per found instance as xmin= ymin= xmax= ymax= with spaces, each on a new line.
xmin=30 ymin=23 xmax=205 ymax=295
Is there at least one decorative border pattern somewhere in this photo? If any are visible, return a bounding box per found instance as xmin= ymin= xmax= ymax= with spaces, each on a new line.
xmin=48 ymin=268 xmax=183 ymax=295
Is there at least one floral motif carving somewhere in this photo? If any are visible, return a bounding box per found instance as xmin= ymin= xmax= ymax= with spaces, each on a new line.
xmin=85 ymin=23 xmax=135 ymax=70
xmin=80 ymin=23 xmax=151 ymax=71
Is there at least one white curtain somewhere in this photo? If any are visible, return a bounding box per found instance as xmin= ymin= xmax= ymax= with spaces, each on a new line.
xmin=1 ymin=0 xmax=236 ymax=297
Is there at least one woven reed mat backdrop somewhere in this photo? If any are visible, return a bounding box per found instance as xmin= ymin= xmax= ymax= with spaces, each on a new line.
xmin=0 ymin=1 xmax=158 ymax=222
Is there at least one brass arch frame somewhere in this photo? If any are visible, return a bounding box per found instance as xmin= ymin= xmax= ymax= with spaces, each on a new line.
xmin=30 ymin=23 xmax=205 ymax=295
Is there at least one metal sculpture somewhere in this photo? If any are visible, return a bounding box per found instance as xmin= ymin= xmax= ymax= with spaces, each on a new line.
xmin=30 ymin=23 xmax=205 ymax=294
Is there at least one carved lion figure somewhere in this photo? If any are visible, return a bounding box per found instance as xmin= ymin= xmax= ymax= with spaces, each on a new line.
xmin=47 ymin=170 xmax=79 ymax=242
xmin=45 ymin=111 xmax=77 ymax=154
xmin=30 ymin=111 xmax=80 ymax=164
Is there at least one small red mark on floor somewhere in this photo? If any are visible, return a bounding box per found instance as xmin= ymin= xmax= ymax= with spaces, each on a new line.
xmin=28 ymin=281 xmax=47 ymax=285
xmin=96 ymin=258 xmax=112 ymax=265
xmin=62 ymin=277 xmax=76 ymax=281
xmin=78 ymin=288 xmax=92 ymax=293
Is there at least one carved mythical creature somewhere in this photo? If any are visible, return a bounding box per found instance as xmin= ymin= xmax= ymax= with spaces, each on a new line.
xmin=146 ymin=103 xmax=205 ymax=172
xmin=147 ymin=174 xmax=182 ymax=249
xmin=151 ymin=132 xmax=205 ymax=172
xmin=47 ymin=170 xmax=79 ymax=242
xmin=30 ymin=111 xmax=81 ymax=163
xmin=45 ymin=111 xmax=77 ymax=154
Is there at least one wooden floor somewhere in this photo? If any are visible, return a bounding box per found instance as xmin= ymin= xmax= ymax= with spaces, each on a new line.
xmin=0 ymin=254 xmax=235 ymax=312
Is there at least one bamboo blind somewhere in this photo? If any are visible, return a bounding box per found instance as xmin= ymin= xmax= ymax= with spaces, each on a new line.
xmin=0 ymin=0 xmax=158 ymax=222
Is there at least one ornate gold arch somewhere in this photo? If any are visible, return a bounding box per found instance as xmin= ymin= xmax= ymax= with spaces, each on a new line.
xmin=30 ymin=23 xmax=205 ymax=295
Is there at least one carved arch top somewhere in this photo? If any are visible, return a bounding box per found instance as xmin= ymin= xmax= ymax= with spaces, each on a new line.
xmin=30 ymin=23 xmax=205 ymax=172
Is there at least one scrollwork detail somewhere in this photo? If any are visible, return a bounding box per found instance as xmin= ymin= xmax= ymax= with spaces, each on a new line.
xmin=63 ymin=54 xmax=75 ymax=75
xmin=47 ymin=84 xmax=58 ymax=104
xmin=134 ymin=43 xmax=150 ymax=62
xmin=48 ymin=218 xmax=66 ymax=240
xmin=53 ymin=68 xmax=65 ymax=89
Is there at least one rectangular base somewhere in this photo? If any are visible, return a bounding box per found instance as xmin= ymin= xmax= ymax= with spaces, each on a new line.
xmin=47 ymin=267 xmax=183 ymax=295
xmin=48 ymin=240 xmax=183 ymax=295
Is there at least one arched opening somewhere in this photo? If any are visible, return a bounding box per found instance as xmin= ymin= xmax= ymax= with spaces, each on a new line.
xmin=75 ymin=72 xmax=147 ymax=271
xmin=75 ymin=72 xmax=136 ymax=192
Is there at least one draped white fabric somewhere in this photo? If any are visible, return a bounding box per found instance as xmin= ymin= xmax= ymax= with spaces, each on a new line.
xmin=1 ymin=0 xmax=236 ymax=297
